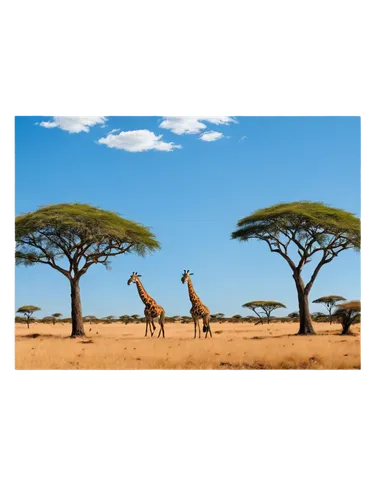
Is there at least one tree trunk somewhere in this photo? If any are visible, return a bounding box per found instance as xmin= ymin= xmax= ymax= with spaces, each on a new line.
xmin=341 ymin=315 xmax=353 ymax=335
xmin=70 ymin=279 xmax=85 ymax=338
xmin=341 ymin=322 xmax=351 ymax=335
xmin=294 ymin=274 xmax=315 ymax=334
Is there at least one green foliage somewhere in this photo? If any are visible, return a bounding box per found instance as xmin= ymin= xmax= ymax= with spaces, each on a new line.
xmin=231 ymin=314 xmax=243 ymax=322
xmin=119 ymin=315 xmax=131 ymax=324
xmin=83 ymin=315 xmax=97 ymax=323
xmin=102 ymin=315 xmax=116 ymax=323
xmin=242 ymin=301 xmax=286 ymax=324
xmin=41 ymin=316 xmax=54 ymax=323
xmin=232 ymin=201 xmax=360 ymax=249
xmin=313 ymin=295 xmax=346 ymax=323
xmin=16 ymin=305 xmax=41 ymax=328
xmin=16 ymin=203 xmax=160 ymax=276
xmin=15 ymin=315 xmax=27 ymax=323
xmin=313 ymin=296 xmax=346 ymax=306
xmin=311 ymin=312 xmax=330 ymax=322
xmin=51 ymin=312 xmax=63 ymax=325
xmin=242 ymin=301 xmax=286 ymax=311
xmin=17 ymin=305 xmax=41 ymax=315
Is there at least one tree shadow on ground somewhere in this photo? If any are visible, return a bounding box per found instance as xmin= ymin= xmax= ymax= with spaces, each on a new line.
xmin=15 ymin=333 xmax=67 ymax=340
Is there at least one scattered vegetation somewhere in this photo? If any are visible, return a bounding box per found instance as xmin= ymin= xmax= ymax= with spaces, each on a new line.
xmin=313 ymin=295 xmax=346 ymax=324
xmin=242 ymin=301 xmax=286 ymax=324
xmin=333 ymin=301 xmax=361 ymax=334
xmin=16 ymin=305 xmax=41 ymax=329
xmin=51 ymin=313 xmax=63 ymax=325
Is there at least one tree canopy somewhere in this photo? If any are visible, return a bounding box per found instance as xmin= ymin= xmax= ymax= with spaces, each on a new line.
xmin=16 ymin=203 xmax=160 ymax=278
xmin=242 ymin=301 xmax=286 ymax=324
xmin=232 ymin=201 xmax=360 ymax=250
xmin=313 ymin=295 xmax=346 ymax=305
xmin=17 ymin=305 xmax=41 ymax=315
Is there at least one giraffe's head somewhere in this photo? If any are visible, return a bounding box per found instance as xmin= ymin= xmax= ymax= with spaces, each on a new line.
xmin=127 ymin=272 xmax=142 ymax=286
xmin=181 ymin=269 xmax=194 ymax=284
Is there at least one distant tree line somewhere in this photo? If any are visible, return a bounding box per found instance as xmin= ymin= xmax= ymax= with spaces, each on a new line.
xmin=15 ymin=309 xmax=360 ymax=326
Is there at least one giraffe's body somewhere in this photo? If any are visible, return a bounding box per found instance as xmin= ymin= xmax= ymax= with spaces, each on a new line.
xmin=181 ymin=270 xmax=212 ymax=339
xmin=127 ymin=272 xmax=165 ymax=338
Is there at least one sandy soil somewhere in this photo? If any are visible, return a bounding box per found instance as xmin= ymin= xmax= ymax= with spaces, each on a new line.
xmin=15 ymin=321 xmax=360 ymax=370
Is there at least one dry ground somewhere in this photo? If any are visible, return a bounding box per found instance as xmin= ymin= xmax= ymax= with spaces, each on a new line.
xmin=15 ymin=321 xmax=360 ymax=370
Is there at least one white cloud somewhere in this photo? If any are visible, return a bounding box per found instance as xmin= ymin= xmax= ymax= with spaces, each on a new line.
xmin=97 ymin=129 xmax=182 ymax=153
xmin=107 ymin=128 xmax=120 ymax=135
xmin=239 ymin=135 xmax=247 ymax=142
xmin=159 ymin=116 xmax=236 ymax=135
xmin=203 ymin=117 xmax=237 ymax=125
xmin=199 ymin=131 xmax=224 ymax=142
xmin=39 ymin=116 xmax=107 ymax=133
xmin=159 ymin=115 xmax=206 ymax=135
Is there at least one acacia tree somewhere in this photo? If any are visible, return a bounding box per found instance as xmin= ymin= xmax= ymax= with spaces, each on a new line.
xmin=312 ymin=295 xmax=346 ymax=324
xmin=119 ymin=315 xmax=130 ymax=325
xmin=242 ymin=300 xmax=286 ymax=324
xmin=51 ymin=312 xmax=63 ymax=325
xmin=16 ymin=203 xmax=160 ymax=338
xmin=231 ymin=314 xmax=243 ymax=323
xmin=16 ymin=305 xmax=41 ymax=329
xmin=102 ymin=315 xmax=116 ymax=324
xmin=83 ymin=315 xmax=97 ymax=324
xmin=333 ymin=301 xmax=361 ymax=334
xmin=232 ymin=202 xmax=360 ymax=334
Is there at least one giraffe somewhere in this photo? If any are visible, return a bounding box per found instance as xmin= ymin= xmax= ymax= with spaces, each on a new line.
xmin=181 ymin=270 xmax=212 ymax=339
xmin=127 ymin=272 xmax=165 ymax=338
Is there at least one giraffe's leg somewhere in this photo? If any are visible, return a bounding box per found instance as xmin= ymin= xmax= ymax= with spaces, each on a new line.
xmin=157 ymin=315 xmax=161 ymax=338
xmin=208 ymin=323 xmax=212 ymax=338
xmin=145 ymin=316 xmax=149 ymax=337
xmin=193 ymin=317 xmax=197 ymax=339
xmin=198 ymin=319 xmax=202 ymax=339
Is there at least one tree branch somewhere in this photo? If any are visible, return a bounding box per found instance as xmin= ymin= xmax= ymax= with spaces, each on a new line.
xmin=77 ymin=243 xmax=134 ymax=278
xmin=304 ymin=252 xmax=329 ymax=295
xmin=260 ymin=237 xmax=296 ymax=272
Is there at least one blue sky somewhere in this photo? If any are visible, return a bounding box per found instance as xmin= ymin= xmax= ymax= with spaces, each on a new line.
xmin=15 ymin=116 xmax=361 ymax=319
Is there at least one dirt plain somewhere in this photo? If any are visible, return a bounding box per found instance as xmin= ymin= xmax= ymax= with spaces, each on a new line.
xmin=14 ymin=320 xmax=361 ymax=370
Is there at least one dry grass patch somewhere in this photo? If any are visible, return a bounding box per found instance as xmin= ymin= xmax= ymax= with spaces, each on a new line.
xmin=15 ymin=321 xmax=360 ymax=370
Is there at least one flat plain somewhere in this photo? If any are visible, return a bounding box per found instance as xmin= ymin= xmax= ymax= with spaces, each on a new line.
xmin=15 ymin=321 xmax=360 ymax=370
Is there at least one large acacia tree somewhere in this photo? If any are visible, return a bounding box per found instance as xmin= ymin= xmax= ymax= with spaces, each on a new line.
xmin=16 ymin=203 xmax=160 ymax=337
xmin=232 ymin=202 xmax=360 ymax=334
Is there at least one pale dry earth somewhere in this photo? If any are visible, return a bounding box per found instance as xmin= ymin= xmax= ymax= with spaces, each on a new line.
xmin=15 ymin=321 xmax=360 ymax=370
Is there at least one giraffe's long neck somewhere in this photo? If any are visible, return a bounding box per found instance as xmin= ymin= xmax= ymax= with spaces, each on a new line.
xmin=187 ymin=279 xmax=200 ymax=305
xmin=135 ymin=279 xmax=152 ymax=306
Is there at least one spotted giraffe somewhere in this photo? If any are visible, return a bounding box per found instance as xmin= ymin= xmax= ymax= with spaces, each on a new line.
xmin=181 ymin=270 xmax=212 ymax=339
xmin=127 ymin=272 xmax=165 ymax=338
